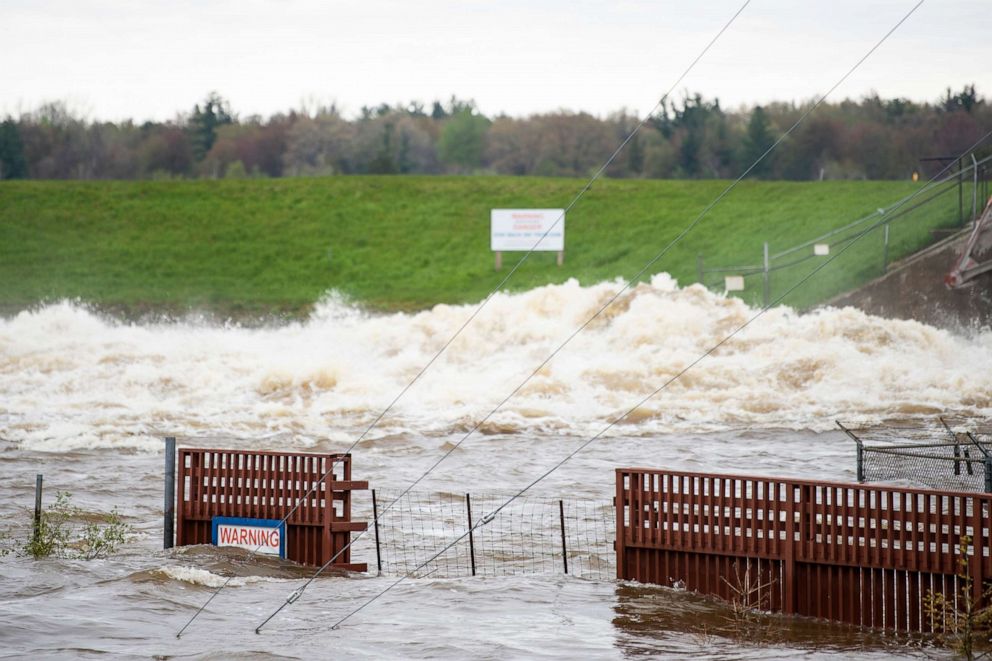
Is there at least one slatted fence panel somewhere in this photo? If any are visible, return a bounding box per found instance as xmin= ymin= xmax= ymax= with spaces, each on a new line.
xmin=176 ymin=448 xmax=368 ymax=570
xmin=616 ymin=468 xmax=992 ymax=633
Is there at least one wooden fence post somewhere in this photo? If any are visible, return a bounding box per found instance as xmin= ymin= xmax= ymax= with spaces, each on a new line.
xmin=783 ymin=483 xmax=797 ymax=614
xmin=615 ymin=469 xmax=626 ymax=580
xmin=972 ymin=495 xmax=985 ymax=606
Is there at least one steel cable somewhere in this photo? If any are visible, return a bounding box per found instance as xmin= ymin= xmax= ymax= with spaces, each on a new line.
xmin=253 ymin=0 xmax=927 ymax=634
xmin=174 ymin=1 xmax=752 ymax=638
xmin=324 ymin=124 xmax=990 ymax=634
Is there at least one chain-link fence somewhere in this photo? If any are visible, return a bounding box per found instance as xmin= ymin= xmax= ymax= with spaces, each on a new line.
xmin=358 ymin=489 xmax=615 ymax=580
xmin=697 ymin=153 xmax=992 ymax=310
xmin=841 ymin=419 xmax=992 ymax=493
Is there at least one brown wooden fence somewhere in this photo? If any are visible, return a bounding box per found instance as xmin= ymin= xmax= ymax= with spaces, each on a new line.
xmin=615 ymin=468 xmax=992 ymax=632
xmin=176 ymin=448 xmax=367 ymax=570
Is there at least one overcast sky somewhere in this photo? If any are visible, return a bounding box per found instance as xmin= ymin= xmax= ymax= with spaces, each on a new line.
xmin=1 ymin=0 xmax=988 ymax=122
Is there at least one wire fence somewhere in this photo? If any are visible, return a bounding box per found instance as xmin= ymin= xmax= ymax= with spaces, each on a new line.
xmin=697 ymin=153 xmax=992 ymax=310
xmin=357 ymin=489 xmax=615 ymax=580
xmin=841 ymin=419 xmax=992 ymax=493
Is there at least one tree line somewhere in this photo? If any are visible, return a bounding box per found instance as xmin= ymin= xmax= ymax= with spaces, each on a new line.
xmin=0 ymin=86 xmax=988 ymax=181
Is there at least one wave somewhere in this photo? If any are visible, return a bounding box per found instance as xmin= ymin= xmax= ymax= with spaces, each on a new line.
xmin=1 ymin=275 xmax=990 ymax=452
xmin=142 ymin=566 xmax=290 ymax=588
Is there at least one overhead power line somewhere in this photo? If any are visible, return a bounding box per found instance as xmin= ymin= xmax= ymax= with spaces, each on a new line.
xmin=175 ymin=0 xmax=752 ymax=639
xmin=324 ymin=121 xmax=988 ymax=638
xmin=253 ymin=0 xmax=926 ymax=634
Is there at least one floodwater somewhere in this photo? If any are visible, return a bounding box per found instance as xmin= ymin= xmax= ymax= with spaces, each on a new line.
xmin=2 ymin=276 xmax=990 ymax=659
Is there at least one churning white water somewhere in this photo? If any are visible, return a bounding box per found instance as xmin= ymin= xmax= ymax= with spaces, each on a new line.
xmin=3 ymin=276 xmax=988 ymax=659
xmin=1 ymin=273 xmax=989 ymax=452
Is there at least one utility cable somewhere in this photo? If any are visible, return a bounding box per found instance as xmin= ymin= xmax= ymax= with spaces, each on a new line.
xmin=772 ymin=155 xmax=992 ymax=260
xmin=323 ymin=125 xmax=991 ymax=633
xmin=175 ymin=0 xmax=751 ymax=638
xmin=711 ymin=174 xmax=966 ymax=279
xmin=253 ymin=0 xmax=925 ymax=634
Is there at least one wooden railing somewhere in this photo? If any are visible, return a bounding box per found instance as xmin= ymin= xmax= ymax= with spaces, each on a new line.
xmin=176 ymin=448 xmax=367 ymax=570
xmin=616 ymin=468 xmax=992 ymax=632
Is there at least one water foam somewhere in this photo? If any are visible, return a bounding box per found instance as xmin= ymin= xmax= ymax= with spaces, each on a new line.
xmin=151 ymin=566 xmax=287 ymax=588
xmin=1 ymin=277 xmax=989 ymax=452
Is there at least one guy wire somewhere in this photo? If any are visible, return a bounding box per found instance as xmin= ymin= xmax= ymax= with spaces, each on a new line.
xmin=175 ymin=0 xmax=752 ymax=638
xmin=322 ymin=124 xmax=989 ymax=634
xmin=253 ymin=0 xmax=926 ymax=634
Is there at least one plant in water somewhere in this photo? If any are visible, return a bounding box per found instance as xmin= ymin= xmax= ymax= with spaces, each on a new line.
xmin=21 ymin=491 xmax=133 ymax=560
xmin=721 ymin=560 xmax=776 ymax=643
xmin=923 ymin=535 xmax=992 ymax=660
xmin=0 ymin=529 xmax=13 ymax=558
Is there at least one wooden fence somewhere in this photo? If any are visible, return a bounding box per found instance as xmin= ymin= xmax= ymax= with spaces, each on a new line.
xmin=615 ymin=468 xmax=992 ymax=632
xmin=176 ymin=448 xmax=367 ymax=570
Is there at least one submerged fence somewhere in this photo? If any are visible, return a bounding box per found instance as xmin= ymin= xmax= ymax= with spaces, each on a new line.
xmin=841 ymin=420 xmax=992 ymax=493
xmin=697 ymin=152 xmax=992 ymax=310
xmin=616 ymin=467 xmax=992 ymax=633
xmin=174 ymin=448 xmax=368 ymax=570
xmin=362 ymin=489 xmax=615 ymax=580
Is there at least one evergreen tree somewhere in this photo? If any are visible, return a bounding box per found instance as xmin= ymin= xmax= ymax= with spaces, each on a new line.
xmin=741 ymin=106 xmax=775 ymax=177
xmin=657 ymin=94 xmax=730 ymax=177
xmin=940 ymin=84 xmax=981 ymax=114
xmin=189 ymin=92 xmax=233 ymax=162
xmin=430 ymin=101 xmax=447 ymax=120
xmin=0 ymin=118 xmax=28 ymax=179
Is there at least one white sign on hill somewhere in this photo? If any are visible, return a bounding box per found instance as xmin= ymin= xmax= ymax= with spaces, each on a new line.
xmin=725 ymin=275 xmax=745 ymax=292
xmin=491 ymin=209 xmax=565 ymax=251
xmin=491 ymin=209 xmax=565 ymax=270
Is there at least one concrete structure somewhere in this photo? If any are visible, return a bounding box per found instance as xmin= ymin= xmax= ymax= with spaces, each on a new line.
xmin=829 ymin=224 xmax=992 ymax=333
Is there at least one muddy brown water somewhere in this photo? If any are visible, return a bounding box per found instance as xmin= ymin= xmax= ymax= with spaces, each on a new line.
xmin=0 ymin=431 xmax=959 ymax=659
xmin=3 ymin=283 xmax=989 ymax=658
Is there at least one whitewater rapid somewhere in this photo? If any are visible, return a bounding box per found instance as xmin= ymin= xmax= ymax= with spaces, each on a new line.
xmin=1 ymin=274 xmax=989 ymax=452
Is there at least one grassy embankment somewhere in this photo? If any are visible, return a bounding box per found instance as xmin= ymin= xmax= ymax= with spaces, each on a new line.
xmin=0 ymin=176 xmax=947 ymax=318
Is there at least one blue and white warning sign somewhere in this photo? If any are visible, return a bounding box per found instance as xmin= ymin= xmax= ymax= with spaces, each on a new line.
xmin=211 ymin=516 xmax=286 ymax=558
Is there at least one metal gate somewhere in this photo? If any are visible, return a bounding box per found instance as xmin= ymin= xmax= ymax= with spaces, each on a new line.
xmin=175 ymin=447 xmax=367 ymax=570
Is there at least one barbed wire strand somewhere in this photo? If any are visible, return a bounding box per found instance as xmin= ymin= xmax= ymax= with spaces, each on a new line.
xmin=174 ymin=1 xmax=752 ymax=639
xmin=322 ymin=124 xmax=989 ymax=634
xmin=253 ymin=0 xmax=927 ymax=634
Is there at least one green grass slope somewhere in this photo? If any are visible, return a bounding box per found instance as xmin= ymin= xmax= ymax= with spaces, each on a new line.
xmin=0 ymin=176 xmax=944 ymax=317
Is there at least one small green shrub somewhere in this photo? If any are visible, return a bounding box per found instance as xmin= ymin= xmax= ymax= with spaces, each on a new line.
xmin=923 ymin=536 xmax=992 ymax=660
xmin=18 ymin=491 xmax=133 ymax=560
xmin=76 ymin=509 xmax=132 ymax=560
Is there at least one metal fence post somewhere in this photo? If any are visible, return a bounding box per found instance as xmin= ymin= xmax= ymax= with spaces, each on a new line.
xmin=559 ymin=499 xmax=569 ymax=575
xmin=372 ymin=489 xmax=382 ymax=574
xmin=164 ymin=437 xmax=175 ymax=549
xmin=33 ymin=474 xmax=43 ymax=544
xmin=882 ymin=224 xmax=890 ymax=272
xmin=762 ymin=242 xmax=770 ymax=307
xmin=959 ymin=156 xmax=965 ymax=226
xmin=972 ymin=154 xmax=979 ymax=222
xmin=466 ymin=493 xmax=477 ymax=577
xmin=985 ymin=458 xmax=992 ymax=494
xmin=856 ymin=441 xmax=864 ymax=483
